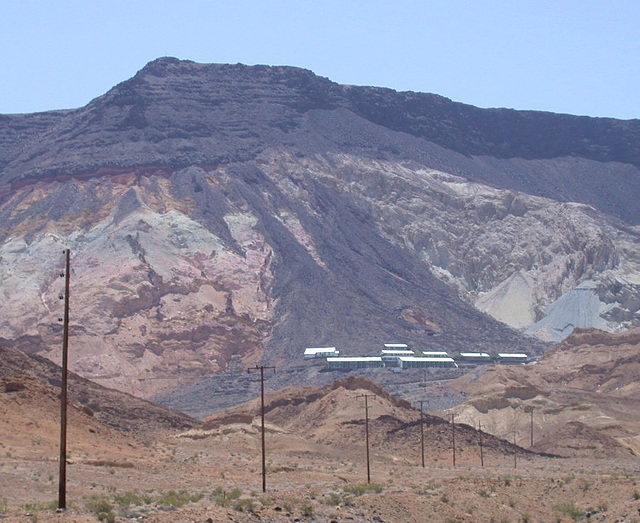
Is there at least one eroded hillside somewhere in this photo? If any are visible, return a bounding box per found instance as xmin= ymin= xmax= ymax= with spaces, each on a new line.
xmin=445 ymin=328 xmax=640 ymax=458
xmin=1 ymin=58 xmax=639 ymax=400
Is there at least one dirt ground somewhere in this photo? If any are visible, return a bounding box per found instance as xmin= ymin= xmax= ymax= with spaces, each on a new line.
xmin=2 ymin=425 xmax=640 ymax=523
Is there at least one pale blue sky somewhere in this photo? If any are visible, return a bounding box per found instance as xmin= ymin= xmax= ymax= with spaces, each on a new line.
xmin=1 ymin=0 xmax=638 ymax=119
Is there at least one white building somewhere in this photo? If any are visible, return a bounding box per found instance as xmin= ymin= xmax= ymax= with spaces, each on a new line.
xmin=304 ymin=347 xmax=339 ymax=359
xmin=398 ymin=357 xmax=458 ymax=369
xmin=458 ymin=352 xmax=492 ymax=364
xmin=422 ymin=351 xmax=450 ymax=358
xmin=326 ymin=357 xmax=384 ymax=370
xmin=497 ymin=353 xmax=528 ymax=365
xmin=381 ymin=348 xmax=414 ymax=360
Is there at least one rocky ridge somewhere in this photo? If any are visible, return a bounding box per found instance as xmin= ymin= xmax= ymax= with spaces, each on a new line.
xmin=0 ymin=58 xmax=639 ymax=399
xmin=446 ymin=328 xmax=640 ymax=458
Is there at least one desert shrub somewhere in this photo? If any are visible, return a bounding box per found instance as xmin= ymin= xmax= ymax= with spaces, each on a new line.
xmin=324 ymin=492 xmax=342 ymax=506
xmin=23 ymin=501 xmax=58 ymax=512
xmin=343 ymin=483 xmax=384 ymax=496
xmin=554 ymin=502 xmax=585 ymax=520
xmin=156 ymin=489 xmax=203 ymax=509
xmin=301 ymin=500 xmax=315 ymax=517
xmin=85 ymin=495 xmax=115 ymax=523
xmin=228 ymin=487 xmax=243 ymax=499
xmin=211 ymin=487 xmax=242 ymax=507
xmin=113 ymin=489 xmax=152 ymax=507
xmin=233 ymin=498 xmax=256 ymax=512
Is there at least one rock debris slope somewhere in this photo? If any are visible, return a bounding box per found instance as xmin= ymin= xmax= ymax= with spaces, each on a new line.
xmin=447 ymin=328 xmax=640 ymax=458
xmin=0 ymin=58 xmax=638 ymax=399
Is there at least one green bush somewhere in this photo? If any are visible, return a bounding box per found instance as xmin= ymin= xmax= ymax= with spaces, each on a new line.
xmin=343 ymin=483 xmax=384 ymax=496
xmin=233 ymin=498 xmax=256 ymax=512
xmin=324 ymin=492 xmax=342 ymax=506
xmin=554 ymin=502 xmax=585 ymax=521
xmin=301 ymin=500 xmax=315 ymax=517
xmin=85 ymin=495 xmax=115 ymax=523
xmin=156 ymin=489 xmax=203 ymax=509
xmin=113 ymin=489 xmax=152 ymax=507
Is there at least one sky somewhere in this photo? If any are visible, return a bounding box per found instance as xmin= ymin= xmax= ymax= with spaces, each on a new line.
xmin=1 ymin=0 xmax=639 ymax=119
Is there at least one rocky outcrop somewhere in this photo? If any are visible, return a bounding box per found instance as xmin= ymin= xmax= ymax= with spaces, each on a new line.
xmin=0 ymin=58 xmax=638 ymax=400
xmin=448 ymin=328 xmax=640 ymax=457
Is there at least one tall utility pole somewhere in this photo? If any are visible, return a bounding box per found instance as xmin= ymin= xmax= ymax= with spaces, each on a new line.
xmin=451 ymin=412 xmax=456 ymax=468
xmin=478 ymin=421 xmax=484 ymax=467
xmin=58 ymin=249 xmax=71 ymax=510
xmin=358 ymin=394 xmax=372 ymax=483
xmin=417 ymin=401 xmax=425 ymax=468
xmin=247 ymin=365 xmax=275 ymax=492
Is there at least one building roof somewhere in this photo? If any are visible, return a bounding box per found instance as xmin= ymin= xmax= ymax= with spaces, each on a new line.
xmin=381 ymin=349 xmax=414 ymax=355
xmin=384 ymin=343 xmax=408 ymax=348
xmin=460 ymin=352 xmax=491 ymax=358
xmin=399 ymin=356 xmax=456 ymax=363
xmin=422 ymin=351 xmax=450 ymax=356
xmin=304 ymin=347 xmax=338 ymax=355
xmin=326 ymin=357 xmax=383 ymax=362
xmin=497 ymin=353 xmax=528 ymax=358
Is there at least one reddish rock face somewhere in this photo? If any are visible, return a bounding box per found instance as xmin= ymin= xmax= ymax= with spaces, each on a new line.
xmin=0 ymin=59 xmax=638 ymax=404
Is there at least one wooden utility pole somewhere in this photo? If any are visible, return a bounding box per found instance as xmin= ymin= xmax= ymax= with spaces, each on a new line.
xmin=247 ymin=364 xmax=275 ymax=492
xmin=478 ymin=421 xmax=484 ymax=467
xmin=358 ymin=394 xmax=372 ymax=483
xmin=58 ymin=249 xmax=71 ymax=510
xmin=451 ymin=412 xmax=456 ymax=468
xmin=513 ymin=430 xmax=518 ymax=469
xmin=530 ymin=408 xmax=534 ymax=448
xmin=417 ymin=401 xmax=425 ymax=468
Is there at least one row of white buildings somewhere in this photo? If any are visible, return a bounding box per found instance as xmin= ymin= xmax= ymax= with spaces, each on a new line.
xmin=304 ymin=343 xmax=528 ymax=370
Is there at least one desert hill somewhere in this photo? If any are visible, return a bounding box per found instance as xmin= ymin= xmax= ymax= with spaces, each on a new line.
xmin=445 ymin=328 xmax=640 ymax=458
xmin=0 ymin=58 xmax=638 ymax=404
xmin=0 ymin=374 xmax=150 ymax=462
xmin=5 ymin=370 xmax=640 ymax=522
xmin=195 ymin=376 xmax=539 ymax=468
xmin=0 ymin=342 xmax=198 ymax=437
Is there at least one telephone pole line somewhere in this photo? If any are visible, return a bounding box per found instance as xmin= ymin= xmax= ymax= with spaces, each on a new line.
xmin=417 ymin=401 xmax=425 ymax=468
xmin=530 ymin=408 xmax=534 ymax=448
xmin=451 ymin=412 xmax=456 ymax=468
xmin=478 ymin=420 xmax=484 ymax=467
xmin=358 ymin=394 xmax=372 ymax=483
xmin=247 ymin=364 xmax=275 ymax=492
xmin=58 ymin=249 xmax=71 ymax=510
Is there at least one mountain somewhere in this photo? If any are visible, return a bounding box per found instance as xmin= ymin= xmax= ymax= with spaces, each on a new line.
xmin=195 ymin=376 xmax=535 ymax=464
xmin=0 ymin=342 xmax=198 ymax=437
xmin=446 ymin=328 xmax=640 ymax=458
xmin=0 ymin=58 xmax=638 ymax=401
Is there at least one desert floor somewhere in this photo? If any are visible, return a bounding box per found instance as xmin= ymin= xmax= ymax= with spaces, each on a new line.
xmin=2 ymin=426 xmax=640 ymax=523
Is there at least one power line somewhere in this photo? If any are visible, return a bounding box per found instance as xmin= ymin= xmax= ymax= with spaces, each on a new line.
xmin=478 ymin=420 xmax=484 ymax=467
xmin=58 ymin=249 xmax=71 ymax=511
xmin=530 ymin=408 xmax=534 ymax=448
xmin=417 ymin=401 xmax=425 ymax=468
xmin=451 ymin=412 xmax=456 ymax=468
xmin=358 ymin=394 xmax=372 ymax=483
xmin=247 ymin=364 xmax=275 ymax=492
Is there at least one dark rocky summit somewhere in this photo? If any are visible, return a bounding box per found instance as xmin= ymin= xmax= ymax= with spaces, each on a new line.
xmin=0 ymin=58 xmax=638 ymax=410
